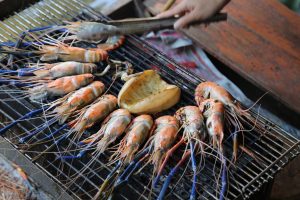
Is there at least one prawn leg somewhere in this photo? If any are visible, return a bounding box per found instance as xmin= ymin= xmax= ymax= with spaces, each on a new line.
xmin=157 ymin=150 xmax=191 ymax=200
xmin=228 ymin=124 xmax=239 ymax=163
xmin=39 ymin=123 xmax=69 ymax=141
xmin=233 ymin=132 xmax=238 ymax=163
xmin=31 ymin=128 xmax=71 ymax=162
xmin=0 ymin=107 xmax=46 ymax=135
xmin=153 ymin=137 xmax=185 ymax=187
xmin=24 ymin=123 xmax=69 ymax=151
xmin=219 ymin=154 xmax=227 ymax=200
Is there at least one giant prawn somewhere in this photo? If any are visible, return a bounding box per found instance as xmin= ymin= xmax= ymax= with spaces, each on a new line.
xmin=94 ymin=114 xmax=153 ymax=199
xmin=97 ymin=115 xmax=180 ymax=199
xmin=0 ymin=73 xmax=94 ymax=102
xmin=195 ymin=81 xmax=262 ymax=162
xmin=0 ymin=81 xmax=105 ymax=145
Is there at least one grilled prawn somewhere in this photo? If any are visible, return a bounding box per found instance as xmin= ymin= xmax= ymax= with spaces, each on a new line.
xmin=0 ymin=44 xmax=108 ymax=63
xmin=117 ymin=114 xmax=153 ymax=164
xmin=199 ymin=99 xmax=225 ymax=150
xmin=53 ymin=81 xmax=105 ymax=124
xmin=29 ymin=74 xmax=94 ymax=101
xmin=0 ymin=73 xmax=94 ymax=103
xmin=39 ymin=45 xmax=108 ymax=62
xmin=97 ymin=114 xmax=153 ymax=198
xmin=195 ymin=81 xmax=261 ymax=161
xmin=158 ymin=106 xmax=206 ymax=200
xmin=71 ymin=94 xmax=118 ymax=139
xmin=150 ymin=116 xmax=179 ymax=174
xmin=80 ymin=109 xmax=132 ymax=154
xmin=13 ymin=81 xmax=105 ymax=144
xmin=32 ymin=61 xmax=97 ymax=79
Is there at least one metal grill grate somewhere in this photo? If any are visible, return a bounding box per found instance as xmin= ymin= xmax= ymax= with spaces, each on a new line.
xmin=0 ymin=0 xmax=300 ymax=199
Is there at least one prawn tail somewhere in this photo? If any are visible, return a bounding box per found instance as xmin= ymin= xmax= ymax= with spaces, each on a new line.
xmin=121 ymin=145 xmax=139 ymax=165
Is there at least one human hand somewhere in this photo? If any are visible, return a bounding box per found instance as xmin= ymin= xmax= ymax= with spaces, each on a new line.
xmin=157 ymin=0 xmax=230 ymax=29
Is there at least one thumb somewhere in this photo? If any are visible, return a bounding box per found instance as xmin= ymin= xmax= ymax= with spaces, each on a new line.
xmin=174 ymin=11 xmax=200 ymax=29
xmin=156 ymin=2 xmax=185 ymax=18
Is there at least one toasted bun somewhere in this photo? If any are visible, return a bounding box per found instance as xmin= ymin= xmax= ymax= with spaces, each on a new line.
xmin=118 ymin=70 xmax=181 ymax=114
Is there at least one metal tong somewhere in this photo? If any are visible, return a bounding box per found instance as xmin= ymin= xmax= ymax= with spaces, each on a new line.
xmin=104 ymin=13 xmax=227 ymax=35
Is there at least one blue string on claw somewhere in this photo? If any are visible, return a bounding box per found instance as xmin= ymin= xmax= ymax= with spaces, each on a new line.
xmin=0 ymin=107 xmax=46 ymax=135
xmin=153 ymin=173 xmax=160 ymax=188
xmin=19 ymin=117 xmax=57 ymax=143
xmin=38 ymin=123 xmax=68 ymax=141
xmin=0 ymin=41 xmax=43 ymax=48
xmin=0 ymin=68 xmax=38 ymax=77
xmin=107 ymin=160 xmax=122 ymax=180
xmin=59 ymin=139 xmax=94 ymax=160
xmin=15 ymin=25 xmax=55 ymax=47
xmin=0 ymin=78 xmax=33 ymax=87
xmin=13 ymin=25 xmax=67 ymax=47
xmin=157 ymin=151 xmax=191 ymax=200
xmin=219 ymin=156 xmax=227 ymax=200
xmin=189 ymin=142 xmax=197 ymax=200
xmin=114 ymin=147 xmax=151 ymax=187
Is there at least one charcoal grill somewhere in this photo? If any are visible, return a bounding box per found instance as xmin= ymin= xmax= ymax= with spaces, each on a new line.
xmin=0 ymin=0 xmax=300 ymax=199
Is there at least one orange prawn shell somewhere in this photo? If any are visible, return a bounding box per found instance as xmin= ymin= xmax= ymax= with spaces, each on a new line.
xmin=126 ymin=115 xmax=153 ymax=146
xmin=175 ymin=106 xmax=206 ymax=140
xmin=120 ymin=114 xmax=153 ymax=163
xmin=49 ymin=62 xmax=97 ymax=78
xmin=195 ymin=81 xmax=235 ymax=107
xmin=199 ymin=99 xmax=225 ymax=146
xmin=153 ymin=116 xmax=179 ymax=151
xmin=41 ymin=45 xmax=108 ymax=63
xmin=82 ymin=94 xmax=118 ymax=127
xmin=101 ymin=108 xmax=132 ymax=138
xmin=67 ymin=81 xmax=105 ymax=107
xmin=47 ymin=74 xmax=94 ymax=95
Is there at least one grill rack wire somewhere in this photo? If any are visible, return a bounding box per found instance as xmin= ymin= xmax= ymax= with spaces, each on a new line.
xmin=0 ymin=0 xmax=299 ymax=200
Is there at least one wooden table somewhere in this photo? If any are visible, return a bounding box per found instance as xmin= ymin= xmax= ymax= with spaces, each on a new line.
xmin=182 ymin=0 xmax=300 ymax=113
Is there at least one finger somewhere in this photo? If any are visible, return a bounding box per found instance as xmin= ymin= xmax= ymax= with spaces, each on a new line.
xmin=156 ymin=2 xmax=186 ymax=18
xmin=174 ymin=11 xmax=202 ymax=29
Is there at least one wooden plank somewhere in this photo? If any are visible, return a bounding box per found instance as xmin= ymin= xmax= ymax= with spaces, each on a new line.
xmin=180 ymin=0 xmax=300 ymax=113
